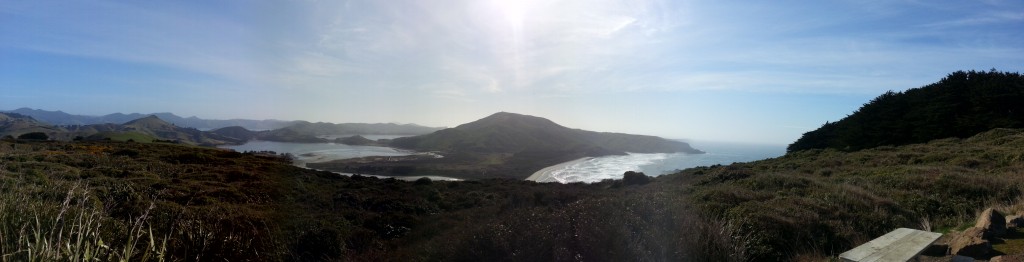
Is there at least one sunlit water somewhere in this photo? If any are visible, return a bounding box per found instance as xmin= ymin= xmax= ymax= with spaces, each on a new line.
xmin=219 ymin=140 xmax=411 ymax=167
xmin=223 ymin=139 xmax=785 ymax=183
xmin=219 ymin=139 xmax=464 ymax=181
xmin=534 ymin=141 xmax=785 ymax=183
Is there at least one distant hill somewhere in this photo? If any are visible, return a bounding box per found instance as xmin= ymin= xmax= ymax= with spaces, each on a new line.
xmin=257 ymin=121 xmax=444 ymax=143
xmin=391 ymin=112 xmax=702 ymax=155
xmin=0 ymin=112 xmax=65 ymax=138
xmin=3 ymin=108 xmax=296 ymax=131
xmin=308 ymin=112 xmax=701 ymax=179
xmin=788 ymin=70 xmax=1024 ymax=152
xmin=210 ymin=126 xmax=256 ymax=141
xmin=11 ymin=115 xmax=246 ymax=145
xmin=268 ymin=121 xmax=443 ymax=136
xmin=116 ymin=116 xmax=244 ymax=145
xmin=335 ymin=135 xmax=376 ymax=145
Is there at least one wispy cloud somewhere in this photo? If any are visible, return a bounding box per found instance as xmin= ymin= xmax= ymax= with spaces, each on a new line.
xmin=921 ymin=11 xmax=1024 ymax=28
xmin=3 ymin=0 xmax=1023 ymax=142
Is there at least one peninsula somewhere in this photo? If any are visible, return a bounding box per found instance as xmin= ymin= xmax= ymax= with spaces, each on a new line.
xmin=307 ymin=112 xmax=703 ymax=179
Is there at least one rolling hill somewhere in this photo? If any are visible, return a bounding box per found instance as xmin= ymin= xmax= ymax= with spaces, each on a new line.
xmin=3 ymin=107 xmax=296 ymax=131
xmin=310 ymin=112 xmax=702 ymax=179
xmin=391 ymin=112 xmax=702 ymax=154
xmin=0 ymin=114 xmax=245 ymax=146
xmin=0 ymin=112 xmax=66 ymax=138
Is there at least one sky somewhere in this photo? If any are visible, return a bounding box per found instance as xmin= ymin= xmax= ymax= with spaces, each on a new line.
xmin=1 ymin=0 xmax=1022 ymax=144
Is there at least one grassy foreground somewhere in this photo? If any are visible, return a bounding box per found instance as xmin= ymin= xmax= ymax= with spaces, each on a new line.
xmin=2 ymin=128 xmax=1024 ymax=261
xmin=666 ymin=128 xmax=1024 ymax=260
xmin=0 ymin=140 xmax=736 ymax=261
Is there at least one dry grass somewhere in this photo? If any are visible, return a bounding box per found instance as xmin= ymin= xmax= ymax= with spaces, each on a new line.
xmin=0 ymin=180 xmax=165 ymax=261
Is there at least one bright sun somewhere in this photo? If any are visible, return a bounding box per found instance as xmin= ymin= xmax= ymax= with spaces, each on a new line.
xmin=491 ymin=0 xmax=536 ymax=26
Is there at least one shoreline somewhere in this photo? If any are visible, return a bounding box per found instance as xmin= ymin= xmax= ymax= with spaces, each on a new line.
xmin=526 ymin=157 xmax=593 ymax=182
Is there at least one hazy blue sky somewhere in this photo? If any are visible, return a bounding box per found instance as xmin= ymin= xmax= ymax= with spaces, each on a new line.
xmin=2 ymin=0 xmax=1022 ymax=144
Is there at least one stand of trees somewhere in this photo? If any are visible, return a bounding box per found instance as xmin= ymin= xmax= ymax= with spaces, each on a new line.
xmin=789 ymin=69 xmax=1024 ymax=152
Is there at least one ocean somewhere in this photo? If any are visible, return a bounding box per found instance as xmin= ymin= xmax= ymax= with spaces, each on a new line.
xmin=530 ymin=140 xmax=786 ymax=183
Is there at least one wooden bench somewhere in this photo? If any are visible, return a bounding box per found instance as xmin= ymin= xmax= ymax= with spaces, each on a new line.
xmin=839 ymin=228 xmax=943 ymax=262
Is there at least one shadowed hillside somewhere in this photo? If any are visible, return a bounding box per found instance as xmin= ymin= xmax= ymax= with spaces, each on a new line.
xmin=789 ymin=69 xmax=1024 ymax=152
xmin=258 ymin=121 xmax=442 ymax=141
xmin=0 ymin=112 xmax=65 ymax=138
xmin=310 ymin=112 xmax=702 ymax=179
xmin=0 ymin=114 xmax=246 ymax=146
xmin=391 ymin=112 xmax=702 ymax=154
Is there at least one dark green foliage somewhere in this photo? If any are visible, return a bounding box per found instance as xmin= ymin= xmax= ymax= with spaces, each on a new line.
xmin=17 ymin=132 xmax=48 ymax=140
xmin=414 ymin=177 xmax=432 ymax=185
xmin=675 ymin=128 xmax=1024 ymax=261
xmin=789 ymin=70 xmax=1024 ymax=152
xmin=111 ymin=149 xmax=140 ymax=158
xmin=621 ymin=171 xmax=650 ymax=185
xmin=336 ymin=135 xmax=377 ymax=145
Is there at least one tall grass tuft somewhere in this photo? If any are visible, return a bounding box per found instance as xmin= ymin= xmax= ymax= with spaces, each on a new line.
xmin=0 ymin=180 xmax=166 ymax=262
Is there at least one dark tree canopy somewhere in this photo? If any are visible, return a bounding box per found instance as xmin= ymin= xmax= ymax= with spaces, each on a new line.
xmin=16 ymin=132 xmax=48 ymax=140
xmin=788 ymin=69 xmax=1024 ymax=152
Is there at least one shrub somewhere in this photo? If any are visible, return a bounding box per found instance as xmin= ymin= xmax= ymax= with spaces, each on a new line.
xmin=621 ymin=171 xmax=650 ymax=185
xmin=16 ymin=132 xmax=48 ymax=140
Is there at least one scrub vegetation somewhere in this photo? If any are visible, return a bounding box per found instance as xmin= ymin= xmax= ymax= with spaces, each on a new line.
xmin=3 ymin=127 xmax=1024 ymax=261
xmin=3 ymin=70 xmax=1024 ymax=261
xmin=0 ymin=140 xmax=735 ymax=261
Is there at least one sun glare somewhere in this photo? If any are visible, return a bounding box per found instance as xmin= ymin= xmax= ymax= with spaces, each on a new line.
xmin=491 ymin=0 xmax=535 ymax=26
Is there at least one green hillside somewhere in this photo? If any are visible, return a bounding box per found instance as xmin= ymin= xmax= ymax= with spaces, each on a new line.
xmin=1 ymin=113 xmax=236 ymax=145
xmin=789 ymin=70 xmax=1024 ymax=152
xmin=0 ymin=112 xmax=65 ymax=138
xmin=86 ymin=131 xmax=160 ymax=142
xmin=665 ymin=128 xmax=1024 ymax=260
xmin=209 ymin=126 xmax=256 ymax=141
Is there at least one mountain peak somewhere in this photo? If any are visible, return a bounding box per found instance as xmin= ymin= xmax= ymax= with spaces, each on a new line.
xmin=394 ymin=112 xmax=701 ymax=155
xmin=123 ymin=115 xmax=173 ymax=128
xmin=456 ymin=112 xmax=565 ymax=131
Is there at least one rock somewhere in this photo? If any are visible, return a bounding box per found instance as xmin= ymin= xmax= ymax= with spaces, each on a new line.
xmin=1007 ymin=214 xmax=1024 ymax=229
xmin=992 ymin=254 xmax=1024 ymax=262
xmin=976 ymin=208 xmax=1007 ymax=238
xmin=949 ymin=227 xmax=991 ymax=258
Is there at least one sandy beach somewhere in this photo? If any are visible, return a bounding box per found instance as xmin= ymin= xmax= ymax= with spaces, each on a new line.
xmin=526 ymin=157 xmax=593 ymax=182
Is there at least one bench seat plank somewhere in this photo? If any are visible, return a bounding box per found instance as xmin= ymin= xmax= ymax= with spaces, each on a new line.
xmin=839 ymin=228 xmax=942 ymax=262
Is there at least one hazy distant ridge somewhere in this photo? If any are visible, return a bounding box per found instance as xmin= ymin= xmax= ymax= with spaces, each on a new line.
xmin=3 ymin=108 xmax=296 ymax=131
